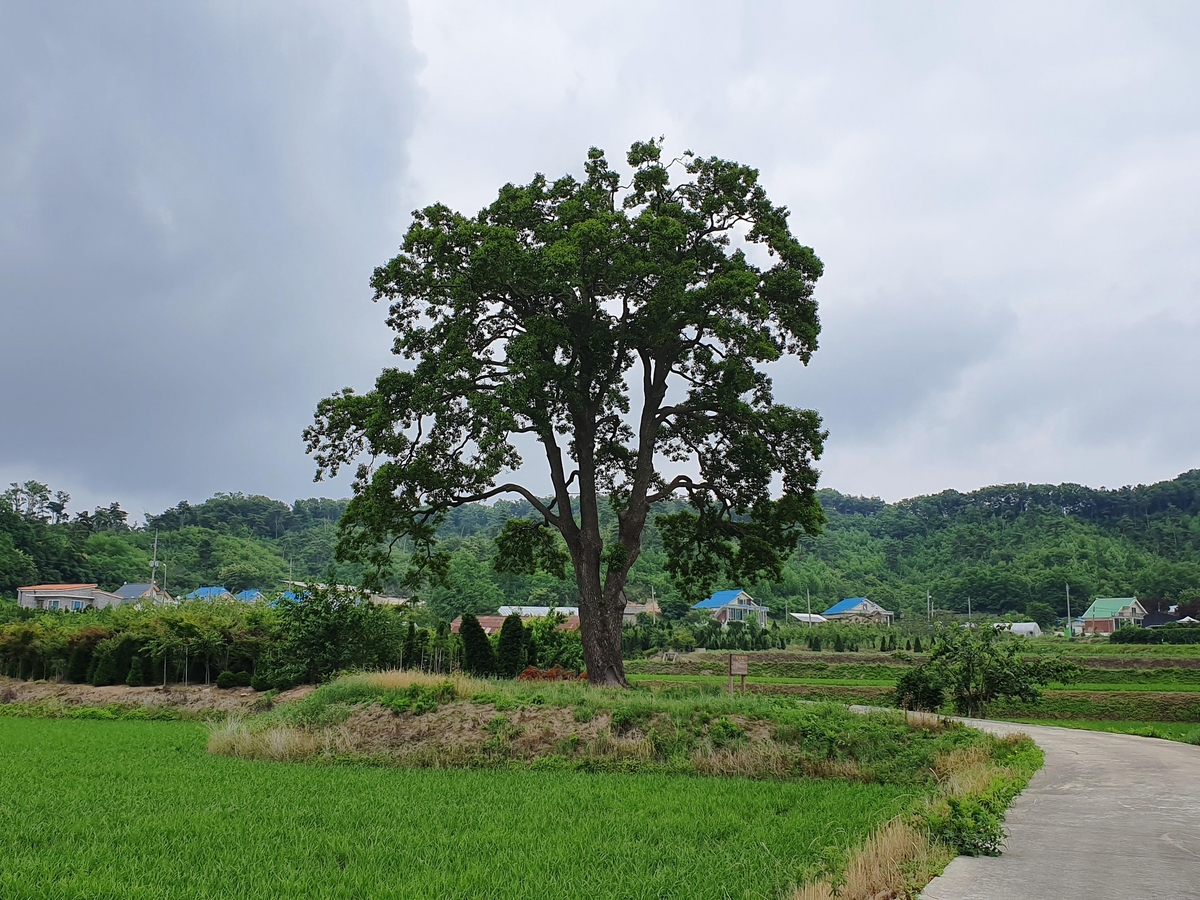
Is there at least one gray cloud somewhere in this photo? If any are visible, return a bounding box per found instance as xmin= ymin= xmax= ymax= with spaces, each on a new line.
xmin=1 ymin=2 xmax=420 ymax=516
xmin=405 ymin=0 xmax=1200 ymax=499
xmin=4 ymin=1 xmax=1199 ymax=515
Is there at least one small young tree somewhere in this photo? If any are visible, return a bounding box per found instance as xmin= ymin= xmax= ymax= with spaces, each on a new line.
xmin=927 ymin=627 xmax=1078 ymax=718
xmin=496 ymin=613 xmax=526 ymax=678
xmin=894 ymin=665 xmax=945 ymax=711
xmin=459 ymin=613 xmax=496 ymax=677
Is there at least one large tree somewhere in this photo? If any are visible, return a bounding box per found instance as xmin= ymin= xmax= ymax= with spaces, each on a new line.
xmin=305 ymin=140 xmax=827 ymax=685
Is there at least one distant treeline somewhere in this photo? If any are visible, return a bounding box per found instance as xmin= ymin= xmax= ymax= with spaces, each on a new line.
xmin=4 ymin=471 xmax=1200 ymax=621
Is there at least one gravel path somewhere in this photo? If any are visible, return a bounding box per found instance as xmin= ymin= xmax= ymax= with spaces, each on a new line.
xmin=921 ymin=719 xmax=1200 ymax=900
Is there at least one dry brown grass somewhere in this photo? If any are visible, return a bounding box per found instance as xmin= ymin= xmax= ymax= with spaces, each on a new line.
xmin=690 ymin=742 xmax=793 ymax=778
xmin=363 ymin=669 xmax=486 ymax=696
xmin=790 ymin=817 xmax=950 ymax=900
xmin=207 ymin=720 xmax=319 ymax=761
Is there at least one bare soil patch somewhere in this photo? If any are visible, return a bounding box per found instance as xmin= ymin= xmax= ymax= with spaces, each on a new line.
xmin=0 ymin=677 xmax=314 ymax=715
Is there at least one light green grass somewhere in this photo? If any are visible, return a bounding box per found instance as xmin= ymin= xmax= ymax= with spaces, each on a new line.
xmin=1047 ymin=681 xmax=1200 ymax=692
xmin=997 ymin=718 xmax=1200 ymax=742
xmin=0 ymin=718 xmax=911 ymax=900
xmin=629 ymin=674 xmax=897 ymax=687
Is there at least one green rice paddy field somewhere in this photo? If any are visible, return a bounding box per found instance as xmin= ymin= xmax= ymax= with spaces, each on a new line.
xmin=0 ymin=718 xmax=910 ymax=900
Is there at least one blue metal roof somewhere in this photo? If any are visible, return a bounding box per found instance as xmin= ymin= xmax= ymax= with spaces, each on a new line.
xmin=823 ymin=597 xmax=868 ymax=616
xmin=234 ymin=589 xmax=262 ymax=603
xmin=693 ymin=589 xmax=749 ymax=609
xmin=185 ymin=586 xmax=230 ymax=600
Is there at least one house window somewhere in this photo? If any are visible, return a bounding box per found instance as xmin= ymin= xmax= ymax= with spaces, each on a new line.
xmin=72 ymin=601 xmax=82 ymax=611
xmin=49 ymin=600 xmax=59 ymax=611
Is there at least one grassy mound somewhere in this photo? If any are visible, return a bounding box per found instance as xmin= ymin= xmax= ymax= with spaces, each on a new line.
xmin=212 ymin=671 xmax=998 ymax=785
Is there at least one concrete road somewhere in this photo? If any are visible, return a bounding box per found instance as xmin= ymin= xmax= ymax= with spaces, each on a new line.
xmin=921 ymin=719 xmax=1200 ymax=900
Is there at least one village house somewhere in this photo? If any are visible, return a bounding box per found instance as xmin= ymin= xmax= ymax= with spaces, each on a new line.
xmin=1080 ymin=597 xmax=1147 ymax=634
xmin=692 ymin=589 xmax=769 ymax=628
xmin=622 ymin=597 xmax=661 ymax=624
xmin=822 ymin=597 xmax=895 ymax=626
xmin=450 ymin=613 xmax=580 ymax=635
xmin=17 ymin=583 xmax=122 ymax=611
xmin=183 ymin=586 xmax=234 ymax=601
xmin=113 ymin=583 xmax=173 ymax=604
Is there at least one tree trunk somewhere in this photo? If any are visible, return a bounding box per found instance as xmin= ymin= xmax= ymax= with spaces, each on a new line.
xmin=573 ymin=552 xmax=629 ymax=687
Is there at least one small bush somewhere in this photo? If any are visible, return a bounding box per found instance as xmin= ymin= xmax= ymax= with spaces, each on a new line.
xmin=925 ymin=794 xmax=1006 ymax=856
xmin=125 ymin=656 xmax=144 ymax=688
xmin=235 ymin=671 xmax=252 ymax=687
xmin=610 ymin=707 xmax=651 ymax=736
xmin=215 ymin=671 xmax=238 ymax=689
xmin=250 ymin=674 xmax=272 ymax=692
xmin=895 ymin=666 xmax=945 ymax=712
xmin=708 ymin=718 xmax=747 ymax=749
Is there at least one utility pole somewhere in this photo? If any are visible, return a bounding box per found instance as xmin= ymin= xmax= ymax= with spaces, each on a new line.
xmin=968 ymin=595 xmax=972 ymax=622
xmin=150 ymin=529 xmax=160 ymax=589
xmin=927 ymin=590 xmax=932 ymax=623
xmin=1066 ymin=583 xmax=1072 ymax=639
xmin=806 ymin=589 xmax=812 ymax=626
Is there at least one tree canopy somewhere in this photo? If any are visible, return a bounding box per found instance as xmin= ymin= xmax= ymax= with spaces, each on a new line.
xmin=305 ymin=139 xmax=827 ymax=684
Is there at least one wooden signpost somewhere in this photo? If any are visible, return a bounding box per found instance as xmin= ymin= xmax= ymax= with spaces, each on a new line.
xmin=729 ymin=653 xmax=748 ymax=694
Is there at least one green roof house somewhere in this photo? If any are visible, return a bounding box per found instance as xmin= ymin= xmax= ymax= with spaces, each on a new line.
xmin=1080 ymin=597 xmax=1146 ymax=635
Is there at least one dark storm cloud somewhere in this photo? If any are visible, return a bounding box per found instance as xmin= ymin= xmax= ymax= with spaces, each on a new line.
xmin=0 ymin=2 xmax=419 ymax=516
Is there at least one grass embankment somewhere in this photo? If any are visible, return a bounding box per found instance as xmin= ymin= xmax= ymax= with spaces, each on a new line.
xmin=209 ymin=671 xmax=981 ymax=783
xmin=0 ymin=717 xmax=905 ymax=899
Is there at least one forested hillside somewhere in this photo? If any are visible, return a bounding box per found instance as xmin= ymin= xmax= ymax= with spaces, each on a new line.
xmin=3 ymin=471 xmax=1199 ymax=622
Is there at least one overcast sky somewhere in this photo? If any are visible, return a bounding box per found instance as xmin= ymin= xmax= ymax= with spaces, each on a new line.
xmin=3 ymin=2 xmax=1199 ymax=520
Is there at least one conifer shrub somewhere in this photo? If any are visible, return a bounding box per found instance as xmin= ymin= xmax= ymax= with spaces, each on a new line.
xmin=250 ymin=674 xmax=272 ymax=692
xmin=216 ymin=670 xmax=238 ymax=689
xmin=67 ymin=646 xmax=90 ymax=683
xmin=90 ymin=640 xmax=121 ymax=686
xmin=459 ymin=614 xmax=496 ymax=677
xmin=235 ymin=671 xmax=252 ymax=687
xmin=496 ymin=613 xmax=526 ymax=678
xmin=125 ymin=656 xmax=144 ymax=688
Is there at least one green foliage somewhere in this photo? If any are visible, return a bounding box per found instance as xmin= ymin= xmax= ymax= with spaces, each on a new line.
xmin=1024 ymin=601 xmax=1058 ymax=629
xmin=259 ymin=585 xmax=401 ymax=687
xmin=215 ymin=671 xmax=238 ymax=689
xmin=459 ymin=614 xmax=496 ymax=677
